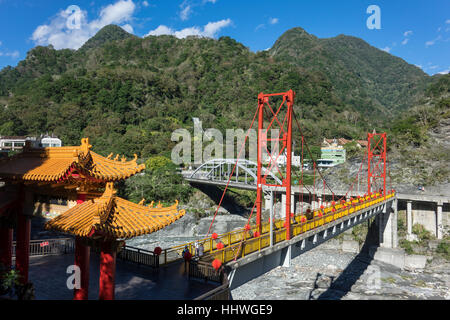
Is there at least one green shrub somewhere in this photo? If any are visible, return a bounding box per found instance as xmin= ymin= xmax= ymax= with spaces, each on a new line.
xmin=412 ymin=224 xmax=434 ymax=242
xmin=399 ymin=239 xmax=414 ymax=255
xmin=436 ymin=241 xmax=450 ymax=260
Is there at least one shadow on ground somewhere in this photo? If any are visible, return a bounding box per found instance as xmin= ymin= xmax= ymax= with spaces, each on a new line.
xmin=191 ymin=183 xmax=249 ymax=216
xmin=314 ymin=217 xmax=380 ymax=300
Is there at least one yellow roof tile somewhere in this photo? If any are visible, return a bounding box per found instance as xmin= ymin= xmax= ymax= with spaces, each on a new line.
xmin=44 ymin=183 xmax=185 ymax=239
xmin=0 ymin=138 xmax=145 ymax=182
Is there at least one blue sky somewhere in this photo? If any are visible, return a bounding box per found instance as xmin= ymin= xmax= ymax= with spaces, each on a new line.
xmin=0 ymin=0 xmax=448 ymax=75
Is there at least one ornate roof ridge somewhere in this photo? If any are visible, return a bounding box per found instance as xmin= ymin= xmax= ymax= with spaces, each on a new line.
xmin=45 ymin=183 xmax=185 ymax=239
xmin=0 ymin=137 xmax=146 ymax=182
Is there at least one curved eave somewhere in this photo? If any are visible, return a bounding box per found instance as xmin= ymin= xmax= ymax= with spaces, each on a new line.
xmin=45 ymin=197 xmax=185 ymax=240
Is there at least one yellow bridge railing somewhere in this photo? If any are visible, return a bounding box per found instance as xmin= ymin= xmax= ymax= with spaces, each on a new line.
xmin=159 ymin=191 xmax=395 ymax=266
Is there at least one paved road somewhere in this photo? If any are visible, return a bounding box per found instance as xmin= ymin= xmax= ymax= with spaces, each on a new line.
xmin=27 ymin=254 xmax=218 ymax=300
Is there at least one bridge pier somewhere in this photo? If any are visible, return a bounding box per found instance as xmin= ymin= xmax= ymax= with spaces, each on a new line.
xmin=437 ymin=201 xmax=443 ymax=239
xmin=406 ymin=200 xmax=414 ymax=241
xmin=378 ymin=200 xmax=398 ymax=249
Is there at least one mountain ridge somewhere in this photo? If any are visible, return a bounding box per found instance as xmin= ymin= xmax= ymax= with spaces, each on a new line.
xmin=269 ymin=27 xmax=430 ymax=116
xmin=0 ymin=25 xmax=440 ymax=161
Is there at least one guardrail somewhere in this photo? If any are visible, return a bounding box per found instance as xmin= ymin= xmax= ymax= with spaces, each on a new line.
xmin=117 ymin=245 xmax=159 ymax=268
xmin=12 ymin=238 xmax=75 ymax=257
xmin=206 ymin=192 xmax=395 ymax=264
xmin=192 ymin=263 xmax=230 ymax=300
xmin=188 ymin=259 xmax=223 ymax=283
xmin=163 ymin=192 xmax=395 ymax=266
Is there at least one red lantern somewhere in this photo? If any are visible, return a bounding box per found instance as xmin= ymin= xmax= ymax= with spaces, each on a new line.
xmin=154 ymin=247 xmax=162 ymax=255
xmin=320 ymin=205 xmax=324 ymax=210
xmin=300 ymin=216 xmax=307 ymax=223
xmin=331 ymin=201 xmax=336 ymax=206
xmin=244 ymin=224 xmax=251 ymax=231
xmin=212 ymin=259 xmax=222 ymax=271
xmin=212 ymin=233 xmax=218 ymax=240
xmin=332 ymin=207 xmax=336 ymax=212
xmin=254 ymin=231 xmax=260 ymax=238
xmin=317 ymin=212 xmax=323 ymax=217
xmin=216 ymin=242 xmax=224 ymax=250
xmin=306 ymin=208 xmax=311 ymax=214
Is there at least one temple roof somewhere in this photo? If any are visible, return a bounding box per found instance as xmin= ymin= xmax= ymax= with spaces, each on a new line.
xmin=45 ymin=183 xmax=185 ymax=239
xmin=0 ymin=138 xmax=145 ymax=182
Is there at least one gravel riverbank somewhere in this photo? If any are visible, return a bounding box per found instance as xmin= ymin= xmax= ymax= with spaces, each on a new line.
xmin=231 ymin=247 xmax=450 ymax=300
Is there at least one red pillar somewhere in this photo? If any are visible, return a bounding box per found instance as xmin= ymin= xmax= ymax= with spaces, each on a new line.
xmin=256 ymin=93 xmax=265 ymax=235
xmin=73 ymin=237 xmax=90 ymax=300
xmin=99 ymin=240 xmax=116 ymax=300
xmin=367 ymin=133 xmax=372 ymax=194
xmin=285 ymin=90 xmax=294 ymax=240
xmin=0 ymin=225 xmax=13 ymax=271
xmin=15 ymin=213 xmax=30 ymax=284
xmin=383 ymin=133 xmax=387 ymax=199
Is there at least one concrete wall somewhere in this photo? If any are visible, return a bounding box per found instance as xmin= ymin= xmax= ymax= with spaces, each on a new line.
xmin=398 ymin=200 xmax=450 ymax=239
xmin=411 ymin=201 xmax=437 ymax=234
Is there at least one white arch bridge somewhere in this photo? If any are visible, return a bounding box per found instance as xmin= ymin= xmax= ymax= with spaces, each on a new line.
xmin=184 ymin=158 xmax=282 ymax=190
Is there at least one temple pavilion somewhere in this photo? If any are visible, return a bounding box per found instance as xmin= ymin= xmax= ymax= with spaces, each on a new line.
xmin=0 ymin=138 xmax=185 ymax=300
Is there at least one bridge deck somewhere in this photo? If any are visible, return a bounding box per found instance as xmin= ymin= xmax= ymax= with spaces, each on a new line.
xmin=170 ymin=192 xmax=395 ymax=268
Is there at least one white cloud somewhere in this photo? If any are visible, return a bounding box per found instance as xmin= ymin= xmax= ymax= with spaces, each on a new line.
xmin=269 ymin=17 xmax=279 ymax=25
xmin=425 ymin=35 xmax=442 ymax=47
xmin=255 ymin=23 xmax=265 ymax=31
xmin=31 ymin=0 xmax=136 ymax=50
xmin=145 ymin=19 xmax=232 ymax=39
xmin=381 ymin=46 xmax=391 ymax=53
xmin=180 ymin=4 xmax=192 ymax=21
xmin=203 ymin=19 xmax=232 ymax=37
xmin=403 ymin=30 xmax=413 ymax=37
xmin=401 ymin=30 xmax=413 ymax=45
xmin=147 ymin=25 xmax=173 ymax=36
xmin=90 ymin=0 xmax=136 ymax=30
xmin=142 ymin=1 xmax=149 ymax=7
xmin=204 ymin=0 xmax=217 ymax=3
xmin=121 ymin=23 xmax=133 ymax=33
xmin=438 ymin=68 xmax=449 ymax=74
xmin=0 ymin=50 xmax=19 ymax=58
xmin=446 ymin=19 xmax=450 ymax=24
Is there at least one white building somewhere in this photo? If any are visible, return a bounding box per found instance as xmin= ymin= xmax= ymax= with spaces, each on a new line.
xmin=40 ymin=136 xmax=62 ymax=147
xmin=0 ymin=134 xmax=62 ymax=153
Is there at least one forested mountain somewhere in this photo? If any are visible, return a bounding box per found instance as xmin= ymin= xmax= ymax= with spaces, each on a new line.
xmin=0 ymin=25 xmax=439 ymax=162
xmin=269 ymin=27 xmax=430 ymax=116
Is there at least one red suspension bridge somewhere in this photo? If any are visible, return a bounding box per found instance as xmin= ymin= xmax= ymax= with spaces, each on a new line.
xmin=178 ymin=90 xmax=397 ymax=287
